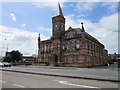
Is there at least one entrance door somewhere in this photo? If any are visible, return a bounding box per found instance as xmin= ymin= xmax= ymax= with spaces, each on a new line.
xmin=54 ymin=54 xmax=58 ymax=66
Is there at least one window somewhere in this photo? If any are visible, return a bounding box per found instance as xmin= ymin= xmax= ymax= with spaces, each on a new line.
xmin=63 ymin=44 xmax=65 ymax=50
xmin=46 ymin=45 xmax=48 ymax=52
xmin=49 ymin=45 xmax=51 ymax=51
xmin=42 ymin=46 xmax=44 ymax=52
xmin=73 ymin=54 xmax=75 ymax=62
xmin=41 ymin=57 xmax=44 ymax=62
xmin=61 ymin=25 xmax=64 ymax=28
xmin=73 ymin=54 xmax=78 ymax=63
xmin=64 ymin=54 xmax=69 ymax=63
xmin=87 ymin=41 xmax=89 ymax=50
xmin=56 ymin=42 xmax=59 ymax=51
xmin=67 ymin=32 xmax=74 ymax=39
xmin=72 ymin=41 xmax=75 ymax=49
xmin=67 ymin=42 xmax=70 ymax=50
xmin=76 ymin=40 xmax=80 ymax=49
xmin=44 ymin=45 xmax=46 ymax=52
xmin=63 ymin=42 xmax=67 ymax=50
xmin=48 ymin=45 xmax=49 ymax=52
xmin=48 ymin=56 xmax=51 ymax=63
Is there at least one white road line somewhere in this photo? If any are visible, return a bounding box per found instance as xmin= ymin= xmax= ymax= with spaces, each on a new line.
xmin=54 ymin=80 xmax=100 ymax=89
xmin=13 ymin=84 xmax=25 ymax=88
xmin=0 ymin=80 xmax=7 ymax=83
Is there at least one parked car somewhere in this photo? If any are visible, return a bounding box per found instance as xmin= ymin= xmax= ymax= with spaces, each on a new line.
xmin=0 ymin=62 xmax=4 ymax=67
xmin=2 ymin=62 xmax=11 ymax=67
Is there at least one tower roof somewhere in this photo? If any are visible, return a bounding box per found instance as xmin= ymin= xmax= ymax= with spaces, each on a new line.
xmin=55 ymin=2 xmax=64 ymax=17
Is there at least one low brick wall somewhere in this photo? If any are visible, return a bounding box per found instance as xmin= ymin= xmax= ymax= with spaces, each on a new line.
xmin=12 ymin=63 xmax=32 ymax=66
xmin=32 ymin=63 xmax=48 ymax=66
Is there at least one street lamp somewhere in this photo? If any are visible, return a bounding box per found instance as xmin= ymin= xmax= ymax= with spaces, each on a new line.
xmin=5 ymin=38 xmax=8 ymax=53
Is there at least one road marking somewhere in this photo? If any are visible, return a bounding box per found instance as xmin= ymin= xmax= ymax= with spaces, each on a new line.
xmin=13 ymin=84 xmax=25 ymax=88
xmin=0 ymin=80 xmax=7 ymax=83
xmin=54 ymin=80 xmax=100 ymax=89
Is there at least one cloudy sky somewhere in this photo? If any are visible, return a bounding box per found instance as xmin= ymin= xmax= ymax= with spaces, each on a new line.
xmin=0 ymin=0 xmax=119 ymax=56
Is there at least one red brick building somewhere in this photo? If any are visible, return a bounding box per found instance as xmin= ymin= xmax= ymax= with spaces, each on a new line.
xmin=109 ymin=53 xmax=120 ymax=62
xmin=38 ymin=3 xmax=108 ymax=67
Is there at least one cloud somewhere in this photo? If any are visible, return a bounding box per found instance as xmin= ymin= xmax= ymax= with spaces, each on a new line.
xmin=74 ymin=2 xmax=118 ymax=15
xmin=37 ymin=27 xmax=51 ymax=32
xmin=32 ymin=0 xmax=67 ymax=8
xmin=9 ymin=13 xmax=17 ymax=21
xmin=36 ymin=27 xmax=52 ymax=36
xmin=33 ymin=2 xmax=57 ymax=8
xmin=0 ymin=25 xmax=49 ymax=56
xmin=65 ymin=13 xmax=118 ymax=53
xmin=74 ymin=2 xmax=97 ymax=13
xmin=102 ymin=2 xmax=118 ymax=13
xmin=20 ymin=23 xmax=26 ymax=27
xmin=1 ymin=0 xmax=119 ymax=2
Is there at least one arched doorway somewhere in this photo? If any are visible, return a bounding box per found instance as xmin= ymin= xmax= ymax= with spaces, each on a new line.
xmin=53 ymin=54 xmax=58 ymax=66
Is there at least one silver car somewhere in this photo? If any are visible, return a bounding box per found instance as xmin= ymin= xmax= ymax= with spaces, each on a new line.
xmin=0 ymin=62 xmax=4 ymax=67
xmin=2 ymin=62 xmax=11 ymax=67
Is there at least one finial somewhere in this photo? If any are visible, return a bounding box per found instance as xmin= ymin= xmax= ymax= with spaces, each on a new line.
xmin=38 ymin=33 xmax=41 ymax=47
xmin=38 ymin=34 xmax=41 ymax=41
xmin=81 ymin=22 xmax=85 ymax=32
xmin=81 ymin=22 xmax=83 ymax=25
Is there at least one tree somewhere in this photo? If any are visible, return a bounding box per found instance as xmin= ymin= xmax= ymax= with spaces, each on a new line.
xmin=4 ymin=50 xmax=22 ymax=62
xmin=3 ymin=56 xmax=13 ymax=63
xmin=10 ymin=50 xmax=22 ymax=62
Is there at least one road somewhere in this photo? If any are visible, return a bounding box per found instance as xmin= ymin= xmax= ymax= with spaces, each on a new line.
xmin=2 ymin=66 xmax=118 ymax=77
xmin=0 ymin=71 xmax=118 ymax=88
xmin=1 ymin=66 xmax=118 ymax=82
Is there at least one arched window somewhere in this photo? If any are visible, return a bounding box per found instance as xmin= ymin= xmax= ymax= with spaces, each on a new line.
xmin=67 ymin=42 xmax=70 ymax=50
xmin=73 ymin=53 xmax=79 ymax=63
xmin=72 ymin=41 xmax=75 ymax=49
xmin=41 ymin=46 xmax=43 ymax=52
xmin=46 ymin=45 xmax=48 ymax=52
xmin=56 ymin=42 xmax=59 ymax=51
xmin=48 ymin=55 xmax=51 ymax=63
xmin=48 ymin=44 xmax=50 ymax=52
xmin=44 ymin=45 xmax=46 ymax=52
xmin=63 ymin=42 xmax=65 ymax=50
xmin=42 ymin=46 xmax=44 ymax=52
xmin=76 ymin=40 xmax=80 ymax=49
xmin=64 ymin=54 xmax=69 ymax=63
xmin=49 ymin=44 xmax=51 ymax=51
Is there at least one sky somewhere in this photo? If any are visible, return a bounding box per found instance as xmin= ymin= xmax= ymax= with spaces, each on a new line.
xmin=0 ymin=0 xmax=119 ymax=56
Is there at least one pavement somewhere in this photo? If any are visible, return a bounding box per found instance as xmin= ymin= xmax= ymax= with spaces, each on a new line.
xmin=0 ymin=65 xmax=119 ymax=82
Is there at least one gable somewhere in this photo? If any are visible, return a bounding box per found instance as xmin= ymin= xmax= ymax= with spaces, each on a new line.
xmin=63 ymin=27 xmax=82 ymax=39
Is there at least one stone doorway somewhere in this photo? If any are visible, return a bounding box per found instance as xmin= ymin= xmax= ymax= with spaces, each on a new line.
xmin=53 ymin=54 xmax=58 ymax=66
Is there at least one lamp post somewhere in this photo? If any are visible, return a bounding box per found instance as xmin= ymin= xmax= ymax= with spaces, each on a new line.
xmin=5 ymin=38 xmax=8 ymax=53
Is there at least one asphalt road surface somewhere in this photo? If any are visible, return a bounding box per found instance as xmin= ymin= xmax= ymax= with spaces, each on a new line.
xmin=0 ymin=71 xmax=118 ymax=88
xmin=2 ymin=66 xmax=118 ymax=77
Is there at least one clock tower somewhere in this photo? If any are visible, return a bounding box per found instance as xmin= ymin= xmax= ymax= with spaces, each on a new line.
xmin=52 ymin=3 xmax=65 ymax=38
